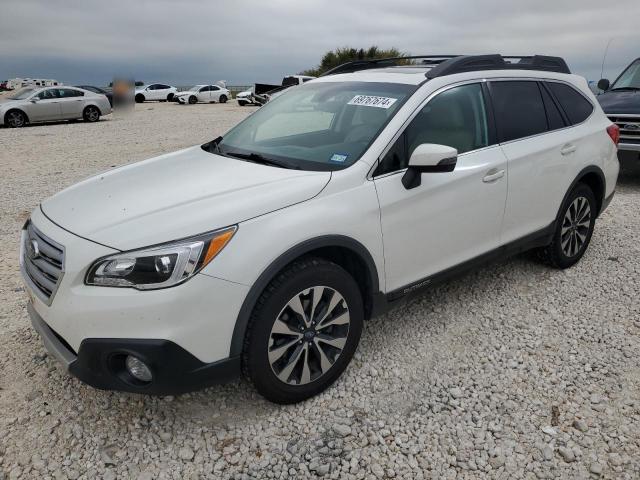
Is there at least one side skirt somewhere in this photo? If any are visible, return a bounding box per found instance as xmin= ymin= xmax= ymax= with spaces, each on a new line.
xmin=371 ymin=222 xmax=555 ymax=316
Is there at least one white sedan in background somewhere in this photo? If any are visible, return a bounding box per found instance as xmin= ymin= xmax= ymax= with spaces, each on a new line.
xmin=134 ymin=84 xmax=178 ymax=103
xmin=174 ymin=85 xmax=230 ymax=104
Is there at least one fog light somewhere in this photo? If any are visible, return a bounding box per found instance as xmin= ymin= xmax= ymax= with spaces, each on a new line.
xmin=125 ymin=355 xmax=152 ymax=382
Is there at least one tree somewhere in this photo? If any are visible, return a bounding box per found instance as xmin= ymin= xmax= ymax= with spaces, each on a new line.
xmin=301 ymin=46 xmax=408 ymax=77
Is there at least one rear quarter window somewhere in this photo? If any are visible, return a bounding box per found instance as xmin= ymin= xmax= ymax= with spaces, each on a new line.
xmin=546 ymin=82 xmax=593 ymax=125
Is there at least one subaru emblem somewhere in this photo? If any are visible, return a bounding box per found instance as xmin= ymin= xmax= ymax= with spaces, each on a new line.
xmin=624 ymin=123 xmax=640 ymax=131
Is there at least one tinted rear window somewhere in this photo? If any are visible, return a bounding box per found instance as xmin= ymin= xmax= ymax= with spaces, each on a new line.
xmin=546 ymin=82 xmax=593 ymax=125
xmin=490 ymin=81 xmax=547 ymax=142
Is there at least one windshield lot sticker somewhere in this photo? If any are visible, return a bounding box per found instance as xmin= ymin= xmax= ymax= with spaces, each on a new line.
xmin=330 ymin=153 xmax=348 ymax=163
xmin=348 ymin=95 xmax=397 ymax=109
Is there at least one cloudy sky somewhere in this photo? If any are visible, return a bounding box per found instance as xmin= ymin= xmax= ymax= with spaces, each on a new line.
xmin=1 ymin=0 xmax=639 ymax=87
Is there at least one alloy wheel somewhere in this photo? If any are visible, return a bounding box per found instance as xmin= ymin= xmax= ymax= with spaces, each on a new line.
xmin=268 ymin=286 xmax=350 ymax=386
xmin=86 ymin=107 xmax=99 ymax=122
xmin=7 ymin=111 xmax=24 ymax=127
xmin=561 ymin=196 xmax=591 ymax=257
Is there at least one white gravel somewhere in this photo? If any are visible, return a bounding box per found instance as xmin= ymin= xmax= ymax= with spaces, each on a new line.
xmin=1 ymin=102 xmax=639 ymax=479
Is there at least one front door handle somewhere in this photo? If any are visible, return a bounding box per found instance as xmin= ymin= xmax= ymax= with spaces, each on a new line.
xmin=560 ymin=144 xmax=577 ymax=155
xmin=483 ymin=169 xmax=505 ymax=183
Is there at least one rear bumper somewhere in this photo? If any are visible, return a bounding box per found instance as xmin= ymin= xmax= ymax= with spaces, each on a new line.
xmin=28 ymin=303 xmax=241 ymax=395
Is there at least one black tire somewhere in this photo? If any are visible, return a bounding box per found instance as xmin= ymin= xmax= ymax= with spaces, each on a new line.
xmin=238 ymin=100 xmax=247 ymax=106
xmin=538 ymin=183 xmax=597 ymax=269
xmin=135 ymin=94 xmax=145 ymax=103
xmin=188 ymin=95 xmax=197 ymax=105
xmin=83 ymin=105 xmax=101 ymax=123
xmin=242 ymin=257 xmax=364 ymax=404
xmin=5 ymin=109 xmax=26 ymax=128
xmin=167 ymin=93 xmax=174 ymax=101
xmin=219 ymin=94 xmax=228 ymax=104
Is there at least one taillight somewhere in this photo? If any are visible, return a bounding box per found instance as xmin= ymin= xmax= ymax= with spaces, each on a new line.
xmin=607 ymin=124 xmax=620 ymax=146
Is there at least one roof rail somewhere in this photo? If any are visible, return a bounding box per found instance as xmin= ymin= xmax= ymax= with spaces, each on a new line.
xmin=321 ymin=54 xmax=571 ymax=78
xmin=320 ymin=55 xmax=461 ymax=76
xmin=425 ymin=55 xmax=571 ymax=78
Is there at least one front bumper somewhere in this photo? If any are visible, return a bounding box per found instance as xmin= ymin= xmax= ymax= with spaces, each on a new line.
xmin=22 ymin=208 xmax=250 ymax=393
xmin=29 ymin=303 xmax=240 ymax=394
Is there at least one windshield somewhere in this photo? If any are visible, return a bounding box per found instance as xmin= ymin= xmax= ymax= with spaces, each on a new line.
xmin=216 ymin=81 xmax=416 ymax=171
xmin=8 ymin=88 xmax=36 ymax=100
xmin=611 ymin=59 xmax=640 ymax=90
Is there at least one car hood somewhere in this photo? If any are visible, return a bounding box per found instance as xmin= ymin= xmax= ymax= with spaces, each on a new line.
xmin=597 ymin=90 xmax=640 ymax=114
xmin=41 ymin=146 xmax=331 ymax=250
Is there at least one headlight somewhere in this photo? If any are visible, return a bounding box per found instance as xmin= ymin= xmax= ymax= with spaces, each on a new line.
xmin=85 ymin=226 xmax=236 ymax=290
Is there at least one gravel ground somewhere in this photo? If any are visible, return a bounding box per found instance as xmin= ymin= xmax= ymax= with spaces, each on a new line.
xmin=0 ymin=102 xmax=639 ymax=480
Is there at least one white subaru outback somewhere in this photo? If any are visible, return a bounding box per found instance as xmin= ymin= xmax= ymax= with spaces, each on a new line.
xmin=21 ymin=55 xmax=620 ymax=403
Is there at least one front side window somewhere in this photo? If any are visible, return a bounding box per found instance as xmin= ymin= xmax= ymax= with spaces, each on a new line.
xmin=37 ymin=89 xmax=59 ymax=100
xmin=376 ymin=83 xmax=489 ymax=175
xmin=216 ymin=81 xmax=415 ymax=171
xmin=490 ymin=81 xmax=547 ymax=142
xmin=546 ymin=82 xmax=593 ymax=125
xmin=610 ymin=59 xmax=640 ymax=90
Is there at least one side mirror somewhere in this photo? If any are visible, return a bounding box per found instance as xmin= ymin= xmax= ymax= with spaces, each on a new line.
xmin=30 ymin=97 xmax=39 ymax=103
xmin=402 ymin=144 xmax=458 ymax=189
xmin=597 ymin=78 xmax=610 ymax=91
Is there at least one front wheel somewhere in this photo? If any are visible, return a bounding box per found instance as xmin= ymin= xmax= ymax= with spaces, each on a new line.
xmin=188 ymin=95 xmax=197 ymax=104
xmin=83 ymin=106 xmax=100 ymax=122
xmin=167 ymin=93 xmax=174 ymax=101
xmin=539 ymin=183 xmax=596 ymax=269
xmin=5 ymin=110 xmax=26 ymax=128
xmin=242 ymin=257 xmax=363 ymax=404
xmin=135 ymin=94 xmax=145 ymax=103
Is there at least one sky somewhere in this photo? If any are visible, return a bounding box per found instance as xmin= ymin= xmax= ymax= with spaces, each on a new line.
xmin=1 ymin=0 xmax=639 ymax=87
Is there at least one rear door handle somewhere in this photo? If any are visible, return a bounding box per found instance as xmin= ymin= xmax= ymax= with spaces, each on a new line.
xmin=483 ymin=169 xmax=505 ymax=183
xmin=560 ymin=144 xmax=577 ymax=155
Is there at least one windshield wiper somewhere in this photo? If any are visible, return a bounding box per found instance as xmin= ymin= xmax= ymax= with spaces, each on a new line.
xmin=224 ymin=151 xmax=300 ymax=169
xmin=610 ymin=86 xmax=640 ymax=91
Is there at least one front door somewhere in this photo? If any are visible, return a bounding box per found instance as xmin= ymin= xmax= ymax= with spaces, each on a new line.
xmin=23 ymin=88 xmax=61 ymax=121
xmin=373 ymin=82 xmax=508 ymax=293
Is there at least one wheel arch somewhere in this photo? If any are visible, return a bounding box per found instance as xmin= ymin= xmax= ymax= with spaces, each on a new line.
xmin=228 ymin=235 xmax=380 ymax=357
xmin=83 ymin=103 xmax=103 ymax=115
xmin=4 ymin=108 xmax=29 ymax=124
xmin=567 ymin=166 xmax=606 ymax=216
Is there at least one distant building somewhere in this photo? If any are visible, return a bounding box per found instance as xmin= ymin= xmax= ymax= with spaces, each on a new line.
xmin=6 ymin=78 xmax=62 ymax=90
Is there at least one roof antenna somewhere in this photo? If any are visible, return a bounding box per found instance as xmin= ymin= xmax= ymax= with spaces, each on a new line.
xmin=600 ymin=37 xmax=613 ymax=80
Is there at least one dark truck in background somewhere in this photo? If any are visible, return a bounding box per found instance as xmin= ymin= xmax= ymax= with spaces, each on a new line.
xmin=250 ymin=75 xmax=315 ymax=105
xmin=598 ymin=58 xmax=640 ymax=169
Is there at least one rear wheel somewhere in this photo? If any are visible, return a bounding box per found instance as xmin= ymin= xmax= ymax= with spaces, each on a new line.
xmin=5 ymin=110 xmax=26 ymax=128
xmin=83 ymin=105 xmax=100 ymax=122
xmin=188 ymin=95 xmax=197 ymax=104
xmin=242 ymin=257 xmax=363 ymax=404
xmin=539 ymin=183 xmax=596 ymax=269
xmin=219 ymin=94 xmax=228 ymax=104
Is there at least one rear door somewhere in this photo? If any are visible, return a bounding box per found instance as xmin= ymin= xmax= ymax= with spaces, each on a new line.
xmin=210 ymin=85 xmax=221 ymax=101
xmin=490 ymin=80 xmax=573 ymax=244
xmin=57 ymin=88 xmax=85 ymax=118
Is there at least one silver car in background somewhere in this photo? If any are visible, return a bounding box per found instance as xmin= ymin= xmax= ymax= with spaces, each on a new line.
xmin=0 ymin=86 xmax=112 ymax=127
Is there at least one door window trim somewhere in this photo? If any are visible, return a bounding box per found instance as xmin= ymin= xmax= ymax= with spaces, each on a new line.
xmin=369 ymin=78 xmax=496 ymax=179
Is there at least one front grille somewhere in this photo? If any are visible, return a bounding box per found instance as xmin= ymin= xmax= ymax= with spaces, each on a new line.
xmin=21 ymin=222 xmax=65 ymax=305
xmin=608 ymin=115 xmax=640 ymax=143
